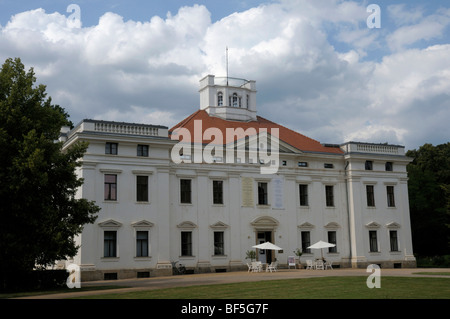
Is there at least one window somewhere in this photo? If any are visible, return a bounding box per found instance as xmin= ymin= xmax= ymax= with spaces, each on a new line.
xmin=324 ymin=163 xmax=334 ymax=169
xmin=301 ymin=232 xmax=311 ymax=254
xmin=325 ymin=185 xmax=334 ymax=207
xmin=104 ymin=174 xmax=117 ymax=201
xmin=298 ymin=162 xmax=308 ymax=167
xmin=385 ymin=162 xmax=393 ymax=171
xmin=387 ymin=185 xmax=395 ymax=207
xmin=214 ymin=231 xmax=224 ymax=255
xmin=299 ymin=184 xmax=308 ymax=206
xmin=365 ymin=160 xmax=373 ymax=170
xmin=136 ymin=231 xmax=149 ymax=257
xmin=282 ymin=160 xmax=287 ymax=166
xmin=366 ymin=185 xmax=375 ymax=207
xmin=246 ymin=95 xmax=249 ymax=108
xmin=369 ymin=231 xmax=378 ymax=252
xmin=180 ymin=179 xmax=192 ymax=204
xmin=181 ymin=231 xmax=192 ymax=256
xmin=104 ymin=231 xmax=117 ymax=257
xmin=105 ymin=142 xmax=118 ymax=155
xmin=327 ymin=231 xmax=337 ymax=253
xmin=232 ymin=93 xmax=238 ymax=107
xmin=390 ymin=230 xmax=399 ymax=251
xmin=136 ymin=176 xmax=148 ymax=202
xmin=217 ymin=92 xmax=223 ymax=106
xmin=212 ymin=180 xmax=223 ymax=205
xmin=137 ymin=144 xmax=149 ymax=157
xmin=258 ymin=182 xmax=268 ymax=205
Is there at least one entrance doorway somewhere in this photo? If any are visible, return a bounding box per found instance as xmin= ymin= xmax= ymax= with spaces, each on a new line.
xmin=257 ymin=231 xmax=273 ymax=263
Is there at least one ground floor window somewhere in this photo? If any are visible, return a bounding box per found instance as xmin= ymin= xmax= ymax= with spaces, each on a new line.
xmin=104 ymin=231 xmax=117 ymax=257
xmin=369 ymin=230 xmax=378 ymax=252
xmin=390 ymin=230 xmax=399 ymax=252
xmin=181 ymin=231 xmax=192 ymax=256
xmin=136 ymin=231 xmax=149 ymax=257
xmin=301 ymin=231 xmax=311 ymax=254
xmin=327 ymin=231 xmax=337 ymax=253
xmin=214 ymin=231 xmax=224 ymax=255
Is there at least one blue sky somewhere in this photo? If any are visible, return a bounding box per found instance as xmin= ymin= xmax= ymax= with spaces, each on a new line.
xmin=0 ymin=0 xmax=273 ymax=26
xmin=0 ymin=0 xmax=449 ymax=150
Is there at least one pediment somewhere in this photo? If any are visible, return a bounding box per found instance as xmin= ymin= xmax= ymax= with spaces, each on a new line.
xmin=365 ymin=221 xmax=381 ymax=229
xmin=251 ymin=216 xmax=279 ymax=228
xmin=177 ymin=221 xmax=198 ymax=229
xmin=210 ymin=221 xmax=229 ymax=229
xmin=324 ymin=222 xmax=341 ymax=229
xmin=131 ymin=220 xmax=155 ymax=228
xmin=98 ymin=219 xmax=122 ymax=228
xmin=298 ymin=222 xmax=315 ymax=230
xmin=386 ymin=222 xmax=401 ymax=229
xmin=278 ymin=141 xmax=302 ymax=154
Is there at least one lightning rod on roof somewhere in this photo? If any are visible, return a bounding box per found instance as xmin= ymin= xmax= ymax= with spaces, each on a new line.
xmin=226 ymin=46 xmax=229 ymax=86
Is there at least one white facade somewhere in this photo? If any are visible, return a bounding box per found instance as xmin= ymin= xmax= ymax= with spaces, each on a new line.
xmin=61 ymin=77 xmax=415 ymax=281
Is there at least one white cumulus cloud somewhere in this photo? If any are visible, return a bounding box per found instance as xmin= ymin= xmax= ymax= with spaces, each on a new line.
xmin=0 ymin=1 xmax=449 ymax=150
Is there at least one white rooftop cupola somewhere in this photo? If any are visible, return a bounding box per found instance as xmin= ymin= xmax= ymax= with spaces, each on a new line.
xmin=199 ymin=74 xmax=257 ymax=121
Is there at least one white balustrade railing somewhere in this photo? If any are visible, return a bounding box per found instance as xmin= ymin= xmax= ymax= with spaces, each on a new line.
xmin=94 ymin=122 xmax=160 ymax=136
xmin=356 ymin=143 xmax=399 ymax=154
xmin=341 ymin=142 xmax=404 ymax=155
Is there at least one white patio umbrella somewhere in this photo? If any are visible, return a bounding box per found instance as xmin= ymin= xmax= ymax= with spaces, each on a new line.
xmin=252 ymin=241 xmax=283 ymax=251
xmin=307 ymin=240 xmax=335 ymax=259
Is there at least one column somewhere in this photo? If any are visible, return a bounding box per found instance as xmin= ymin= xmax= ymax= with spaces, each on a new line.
xmin=196 ymin=170 xmax=211 ymax=271
xmin=347 ymin=176 xmax=368 ymax=268
xmin=155 ymin=167 xmax=172 ymax=275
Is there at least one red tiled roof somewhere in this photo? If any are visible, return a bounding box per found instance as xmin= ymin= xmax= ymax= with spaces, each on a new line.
xmin=170 ymin=110 xmax=343 ymax=155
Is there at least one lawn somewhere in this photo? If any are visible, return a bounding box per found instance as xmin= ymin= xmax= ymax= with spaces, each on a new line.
xmin=73 ymin=276 xmax=450 ymax=299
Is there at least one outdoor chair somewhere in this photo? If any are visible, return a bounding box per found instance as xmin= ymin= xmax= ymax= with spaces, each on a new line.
xmin=306 ymin=259 xmax=314 ymax=270
xmin=325 ymin=261 xmax=333 ymax=270
xmin=315 ymin=260 xmax=324 ymax=270
xmin=257 ymin=261 xmax=263 ymax=272
xmin=251 ymin=261 xmax=262 ymax=272
xmin=247 ymin=263 xmax=252 ymax=272
xmin=267 ymin=261 xmax=278 ymax=272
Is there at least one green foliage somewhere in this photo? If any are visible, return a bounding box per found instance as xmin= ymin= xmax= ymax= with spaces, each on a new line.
xmin=245 ymin=250 xmax=256 ymax=261
xmin=0 ymin=58 xmax=99 ymax=291
xmin=407 ymin=142 xmax=450 ymax=257
xmin=416 ymin=255 xmax=450 ymax=268
xmin=293 ymin=248 xmax=303 ymax=257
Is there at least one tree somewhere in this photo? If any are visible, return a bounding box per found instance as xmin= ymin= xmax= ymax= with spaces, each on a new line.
xmin=406 ymin=143 xmax=450 ymax=257
xmin=0 ymin=58 xmax=99 ymax=290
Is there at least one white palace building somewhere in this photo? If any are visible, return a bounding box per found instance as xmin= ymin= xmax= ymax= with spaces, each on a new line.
xmin=60 ymin=75 xmax=416 ymax=281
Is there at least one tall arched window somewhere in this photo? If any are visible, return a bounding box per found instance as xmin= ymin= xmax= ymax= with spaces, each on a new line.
xmin=232 ymin=93 xmax=238 ymax=107
xmin=217 ymin=92 xmax=223 ymax=106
